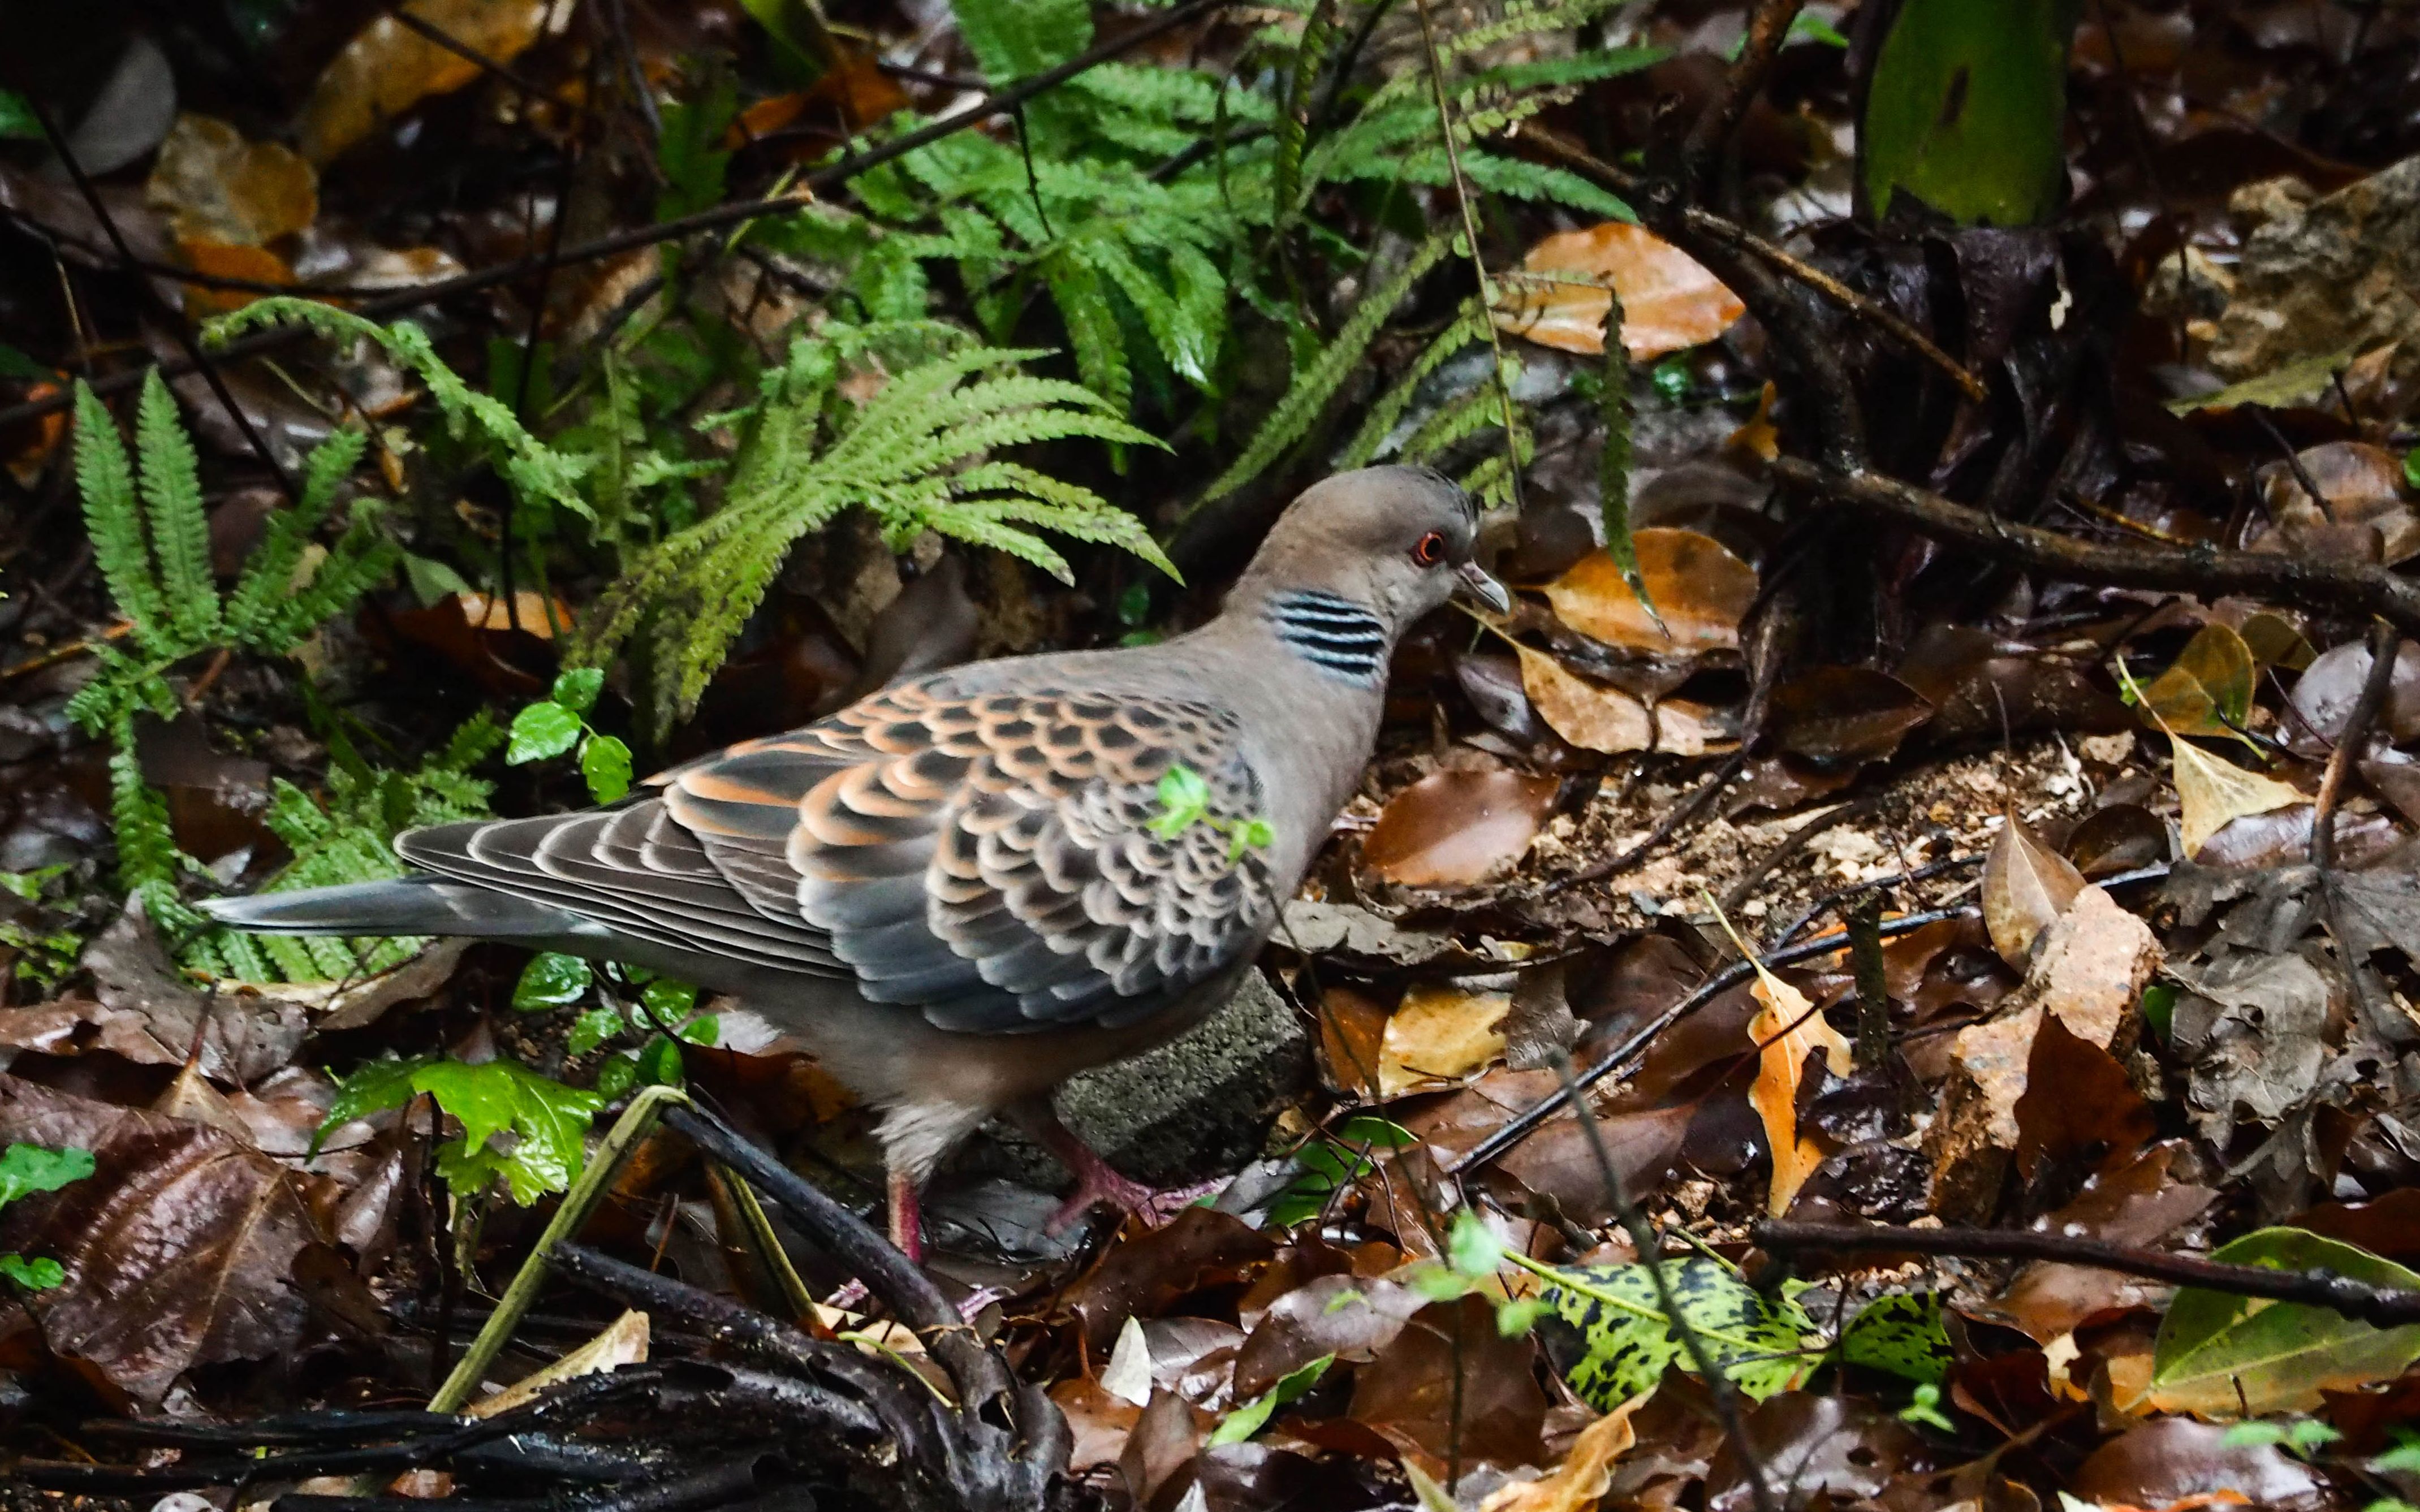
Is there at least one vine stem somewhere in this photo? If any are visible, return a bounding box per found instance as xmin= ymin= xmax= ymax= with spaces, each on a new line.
xmin=428 ymin=1082 xmax=692 ymax=1413
xmin=1409 ymin=0 xmax=1526 ymax=509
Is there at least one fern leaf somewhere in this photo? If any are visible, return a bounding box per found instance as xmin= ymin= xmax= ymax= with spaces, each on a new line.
xmin=1203 ymin=233 xmax=1450 ymax=501
xmin=72 ymin=382 xmax=173 ymax=656
xmin=1338 ymin=301 xmax=1488 ymax=467
xmin=205 ymin=300 xmax=593 ymax=520
xmin=132 ymin=372 xmax=222 ymax=645
xmin=227 ymin=426 xmax=370 ymax=646
xmin=1041 ymin=253 xmax=1131 ymax=411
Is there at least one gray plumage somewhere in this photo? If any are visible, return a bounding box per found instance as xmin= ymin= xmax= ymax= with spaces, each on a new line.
xmin=205 ymin=466 xmax=1508 ymax=1244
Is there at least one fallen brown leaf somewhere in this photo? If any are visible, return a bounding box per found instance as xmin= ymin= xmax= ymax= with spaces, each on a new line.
xmin=1377 ymin=984 xmax=1512 ymax=1098
xmin=1480 ymin=1391 xmax=1651 ymax=1512
xmin=1542 ymin=530 xmax=1757 ymax=654
xmin=1492 ymin=223 xmax=1744 ymax=357
xmin=0 ymin=1075 xmax=337 ymax=1403
xmin=296 ymin=0 xmax=551 ymax=164
xmin=1982 ymin=809 xmax=2086 ymax=968
xmin=1363 ymin=767 xmax=1560 ymax=886
xmin=2171 ymin=736 xmax=2303 ymax=857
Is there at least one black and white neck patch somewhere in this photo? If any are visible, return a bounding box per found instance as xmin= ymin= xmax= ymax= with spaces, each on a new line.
xmin=1266 ymin=590 xmax=1389 ymax=685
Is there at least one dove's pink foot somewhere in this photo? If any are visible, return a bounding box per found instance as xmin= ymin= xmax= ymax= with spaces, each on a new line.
xmin=886 ymin=1168 xmax=925 ymax=1264
xmin=1021 ymin=1106 xmax=1220 ymax=1234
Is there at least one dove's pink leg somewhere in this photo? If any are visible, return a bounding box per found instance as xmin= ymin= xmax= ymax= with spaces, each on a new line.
xmin=886 ymin=1168 xmax=925 ymax=1264
xmin=1016 ymin=1104 xmax=1217 ymax=1233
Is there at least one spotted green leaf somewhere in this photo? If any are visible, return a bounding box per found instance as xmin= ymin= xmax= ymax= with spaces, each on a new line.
xmin=1841 ymin=1291 xmax=1955 ymax=1385
xmin=1541 ymin=1258 xmax=1817 ymax=1407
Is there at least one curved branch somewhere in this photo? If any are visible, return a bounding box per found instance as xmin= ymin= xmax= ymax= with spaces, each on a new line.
xmin=1755 ymin=1219 xmax=2420 ymax=1330
xmin=1770 ymin=456 xmax=2420 ymax=637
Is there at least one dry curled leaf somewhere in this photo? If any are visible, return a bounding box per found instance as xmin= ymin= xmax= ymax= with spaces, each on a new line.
xmin=145 ymin=114 xmax=317 ymax=247
xmin=296 ymin=0 xmax=551 ymax=164
xmin=2171 ymin=736 xmax=2303 ymax=858
xmin=1492 ymin=223 xmax=1745 ymax=357
xmin=1711 ymin=908 xmax=1850 ymax=1217
xmin=1982 ymin=809 xmax=2086 ymax=968
xmin=1542 ymin=530 xmax=1757 ymax=654
xmin=1363 ymin=768 xmax=1560 ymax=886
xmin=1480 ymin=1391 xmax=1651 ymax=1512
xmin=1377 ymin=984 xmax=1511 ymax=1098
xmin=2137 ymin=621 xmax=2255 ymax=741
xmin=1514 ymin=645 xmax=1720 ymax=755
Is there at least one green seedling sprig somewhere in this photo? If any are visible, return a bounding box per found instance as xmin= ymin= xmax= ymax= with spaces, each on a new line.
xmin=508 ymin=668 xmax=635 ymax=802
xmin=1147 ymin=763 xmax=1275 ymax=862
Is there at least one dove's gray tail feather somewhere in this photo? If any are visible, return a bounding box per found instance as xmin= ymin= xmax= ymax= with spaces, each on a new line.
xmin=200 ymin=877 xmax=588 ymax=939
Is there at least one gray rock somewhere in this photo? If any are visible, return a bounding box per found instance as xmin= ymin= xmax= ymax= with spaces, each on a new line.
xmin=2211 ymin=154 xmax=2420 ymax=395
xmin=969 ymin=969 xmax=1312 ymax=1188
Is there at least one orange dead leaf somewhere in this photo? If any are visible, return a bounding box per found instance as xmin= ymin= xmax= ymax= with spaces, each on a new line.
xmin=1543 ymin=530 xmax=1757 ymax=655
xmin=1375 ymin=984 xmax=1510 ymax=1098
xmin=1478 ymin=1391 xmax=1649 ymax=1512
xmin=297 ymin=0 xmax=550 ymax=164
xmin=146 ymin=115 xmax=319 ymax=247
xmin=1711 ymin=902 xmax=1850 ymax=1216
xmin=176 ymin=240 xmax=292 ymax=316
xmin=1492 ymin=222 xmax=1745 ymax=358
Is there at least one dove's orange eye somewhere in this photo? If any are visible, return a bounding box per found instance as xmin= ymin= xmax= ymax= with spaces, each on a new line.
xmin=1412 ymin=530 xmax=1447 ymax=566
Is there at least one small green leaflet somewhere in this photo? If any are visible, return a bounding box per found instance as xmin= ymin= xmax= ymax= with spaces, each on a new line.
xmin=0 ymin=1143 xmax=94 ymax=1293
xmin=640 ymin=977 xmax=700 ymax=1021
xmin=1148 ymin=764 xmax=1212 ymax=838
xmin=552 ymin=667 xmax=605 ymax=715
xmin=0 ymin=1143 xmax=96 ymax=1208
xmin=317 ymin=1056 xmax=608 ymax=1205
xmin=1541 ymin=1258 xmax=1817 ymax=1407
xmin=568 ymin=1006 xmax=627 ymax=1056
xmin=581 ymin=735 xmax=633 ymax=803
xmin=0 ymin=90 xmax=38 ymax=140
xmin=507 ymin=700 xmax=584 ymax=763
xmin=1208 ymin=1354 xmax=1334 ymax=1446
xmin=0 ymin=1254 xmax=64 ymax=1290
xmin=514 ymin=952 xmax=595 ymax=1010
xmin=1267 ymin=1116 xmax=1413 ymax=1230
xmin=1839 ymin=1292 xmax=1955 ymax=1386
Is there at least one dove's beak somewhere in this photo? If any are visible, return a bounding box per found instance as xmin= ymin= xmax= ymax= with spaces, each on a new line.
xmin=1455 ymin=560 xmax=1512 ymax=615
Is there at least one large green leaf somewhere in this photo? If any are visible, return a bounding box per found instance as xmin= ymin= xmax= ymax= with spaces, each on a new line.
xmin=1860 ymin=0 xmax=2080 ymax=226
xmin=1542 ymin=1258 xmax=1817 ymax=1407
xmin=2148 ymin=1228 xmax=2420 ymax=1416
xmin=1840 ymin=1291 xmax=1955 ymax=1385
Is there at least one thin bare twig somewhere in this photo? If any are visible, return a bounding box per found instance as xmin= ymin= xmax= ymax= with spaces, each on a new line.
xmin=1770 ymin=457 xmax=2420 ymax=638
xmin=2314 ymin=619 xmax=2401 ymax=1036
xmin=1681 ymin=0 xmax=1805 ymax=197
xmin=1754 ymin=1219 xmax=2420 ymax=1329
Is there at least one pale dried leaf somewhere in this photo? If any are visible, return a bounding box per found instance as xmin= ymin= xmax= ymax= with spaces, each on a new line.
xmin=468 ymin=1310 xmax=649 ymax=1418
xmin=1479 ymin=1390 xmax=1650 ymax=1512
xmin=2172 ymin=737 xmax=2303 ymax=857
xmin=1377 ymin=985 xmax=1511 ymax=1098
xmin=1517 ymin=645 xmax=1650 ymax=752
xmin=1492 ymin=223 xmax=1744 ymax=357
xmin=1982 ymin=810 xmax=2086 ymax=968
xmin=1543 ymin=532 xmax=1757 ymax=654
xmin=145 ymin=115 xmax=317 ymax=246
xmin=296 ymin=0 xmax=550 ymax=164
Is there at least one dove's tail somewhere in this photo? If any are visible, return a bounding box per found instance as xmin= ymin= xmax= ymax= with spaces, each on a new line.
xmin=199 ymin=877 xmax=584 ymax=939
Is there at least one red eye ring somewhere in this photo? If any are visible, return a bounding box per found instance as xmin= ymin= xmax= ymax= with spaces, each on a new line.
xmin=1413 ymin=530 xmax=1447 ymax=566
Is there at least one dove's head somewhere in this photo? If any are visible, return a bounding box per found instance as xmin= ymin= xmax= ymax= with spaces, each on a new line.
xmin=1238 ymin=465 xmax=1511 ymax=629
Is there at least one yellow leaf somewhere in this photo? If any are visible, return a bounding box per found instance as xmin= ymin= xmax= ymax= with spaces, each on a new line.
xmin=1478 ymin=1390 xmax=1651 ymax=1512
xmin=1516 ymin=644 xmax=1651 ymax=752
xmin=297 ymin=0 xmax=550 ymax=165
xmin=2137 ymin=622 xmax=2255 ymax=742
xmin=1376 ymin=984 xmax=1511 ymax=1098
xmin=1543 ymin=530 xmax=1757 ymax=654
xmin=2172 ymin=736 xmax=2303 ymax=858
xmin=145 ymin=115 xmax=318 ymax=245
xmin=468 ymin=1310 xmax=648 ymax=1418
xmin=1492 ymin=223 xmax=1745 ymax=358
xmin=1708 ymin=902 xmax=1850 ymax=1217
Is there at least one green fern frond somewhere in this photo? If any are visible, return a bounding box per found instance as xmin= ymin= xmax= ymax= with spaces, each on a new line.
xmin=205 ymin=299 xmax=593 ymax=520
xmin=72 ymin=382 xmax=172 ymax=656
xmin=1203 ymin=232 xmax=1450 ymax=502
xmin=1338 ymin=300 xmax=1489 ymax=467
xmin=226 ymin=426 xmax=372 ymax=646
xmin=131 ymin=373 xmax=222 ymax=646
xmin=584 ymin=332 xmax=1169 ymax=719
